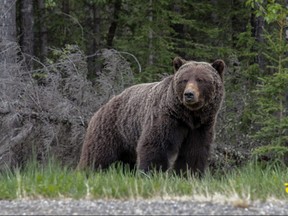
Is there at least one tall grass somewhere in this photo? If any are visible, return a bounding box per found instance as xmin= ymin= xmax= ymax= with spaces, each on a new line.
xmin=0 ymin=159 xmax=287 ymax=201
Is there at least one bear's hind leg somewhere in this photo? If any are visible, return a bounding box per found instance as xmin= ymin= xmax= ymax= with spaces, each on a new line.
xmin=78 ymin=134 xmax=123 ymax=171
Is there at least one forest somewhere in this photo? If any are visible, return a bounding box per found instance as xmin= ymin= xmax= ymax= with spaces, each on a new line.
xmin=0 ymin=0 xmax=287 ymax=173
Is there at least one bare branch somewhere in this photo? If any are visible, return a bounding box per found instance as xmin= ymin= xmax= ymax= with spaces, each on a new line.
xmin=0 ymin=44 xmax=135 ymax=171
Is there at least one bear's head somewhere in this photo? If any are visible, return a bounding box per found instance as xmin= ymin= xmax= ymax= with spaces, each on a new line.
xmin=173 ymin=57 xmax=225 ymax=111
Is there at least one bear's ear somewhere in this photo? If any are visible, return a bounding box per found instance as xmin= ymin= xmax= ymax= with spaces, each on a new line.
xmin=173 ymin=57 xmax=186 ymax=72
xmin=212 ymin=59 xmax=225 ymax=81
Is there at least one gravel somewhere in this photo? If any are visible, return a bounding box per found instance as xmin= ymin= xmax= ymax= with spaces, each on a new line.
xmin=0 ymin=198 xmax=287 ymax=215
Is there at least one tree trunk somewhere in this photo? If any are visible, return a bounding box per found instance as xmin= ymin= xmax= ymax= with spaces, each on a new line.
xmin=106 ymin=0 xmax=121 ymax=47
xmin=286 ymin=0 xmax=288 ymax=41
xmin=38 ymin=0 xmax=47 ymax=62
xmin=250 ymin=2 xmax=265 ymax=73
xmin=255 ymin=15 xmax=265 ymax=72
xmin=62 ymin=0 xmax=70 ymax=14
xmin=0 ymin=0 xmax=16 ymax=42
xmin=284 ymin=0 xmax=288 ymax=166
xmin=0 ymin=0 xmax=17 ymax=76
xmin=148 ymin=0 xmax=154 ymax=66
xmin=171 ymin=0 xmax=186 ymax=58
xmin=86 ymin=2 xmax=102 ymax=80
xmin=20 ymin=0 xmax=34 ymax=70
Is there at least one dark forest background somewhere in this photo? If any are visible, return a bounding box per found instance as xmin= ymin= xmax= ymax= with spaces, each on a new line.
xmin=0 ymin=0 xmax=287 ymax=172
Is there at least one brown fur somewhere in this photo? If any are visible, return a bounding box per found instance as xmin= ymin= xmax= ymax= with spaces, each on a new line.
xmin=77 ymin=57 xmax=225 ymax=176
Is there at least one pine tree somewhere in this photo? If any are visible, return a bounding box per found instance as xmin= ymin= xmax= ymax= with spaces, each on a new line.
xmin=246 ymin=0 xmax=288 ymax=164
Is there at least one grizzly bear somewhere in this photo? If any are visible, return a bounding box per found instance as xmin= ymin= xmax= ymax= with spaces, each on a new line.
xmin=77 ymin=57 xmax=225 ymax=176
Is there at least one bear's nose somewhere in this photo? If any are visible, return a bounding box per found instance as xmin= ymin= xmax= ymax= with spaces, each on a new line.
xmin=184 ymin=91 xmax=194 ymax=100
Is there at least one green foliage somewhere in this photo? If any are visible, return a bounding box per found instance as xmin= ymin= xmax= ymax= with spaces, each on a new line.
xmin=246 ymin=0 xmax=286 ymax=24
xmin=114 ymin=0 xmax=176 ymax=82
xmin=33 ymin=0 xmax=238 ymax=82
xmin=253 ymin=145 xmax=288 ymax=165
xmin=245 ymin=0 xmax=288 ymax=161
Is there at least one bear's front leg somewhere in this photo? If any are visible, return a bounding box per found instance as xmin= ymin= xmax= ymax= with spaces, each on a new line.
xmin=137 ymin=143 xmax=169 ymax=172
xmin=136 ymin=117 xmax=187 ymax=173
xmin=136 ymin=140 xmax=169 ymax=173
xmin=173 ymin=124 xmax=214 ymax=178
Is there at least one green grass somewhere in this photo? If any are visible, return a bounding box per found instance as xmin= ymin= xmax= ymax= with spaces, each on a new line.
xmin=0 ymin=160 xmax=287 ymax=201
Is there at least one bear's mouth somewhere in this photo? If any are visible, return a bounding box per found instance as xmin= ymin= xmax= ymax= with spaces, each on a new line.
xmin=183 ymin=99 xmax=204 ymax=110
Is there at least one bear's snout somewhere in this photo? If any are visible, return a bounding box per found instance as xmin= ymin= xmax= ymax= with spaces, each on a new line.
xmin=184 ymin=91 xmax=195 ymax=101
xmin=183 ymin=83 xmax=199 ymax=104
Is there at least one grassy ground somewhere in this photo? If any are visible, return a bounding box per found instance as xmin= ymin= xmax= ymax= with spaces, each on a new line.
xmin=0 ymin=160 xmax=287 ymax=202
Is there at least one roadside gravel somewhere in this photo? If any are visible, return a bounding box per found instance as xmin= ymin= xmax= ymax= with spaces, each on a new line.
xmin=0 ymin=198 xmax=287 ymax=215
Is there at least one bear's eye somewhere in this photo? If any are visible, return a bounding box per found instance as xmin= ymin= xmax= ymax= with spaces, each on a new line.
xmin=178 ymin=79 xmax=188 ymax=84
xmin=196 ymin=78 xmax=204 ymax=82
